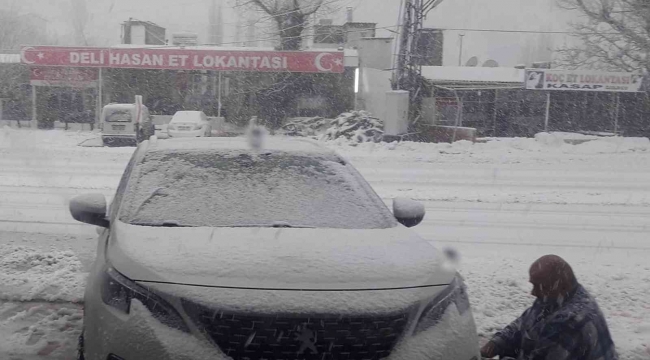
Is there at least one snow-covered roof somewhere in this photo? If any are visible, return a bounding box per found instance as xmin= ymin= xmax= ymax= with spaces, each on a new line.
xmin=149 ymin=136 xmax=337 ymax=155
xmin=422 ymin=66 xmax=525 ymax=84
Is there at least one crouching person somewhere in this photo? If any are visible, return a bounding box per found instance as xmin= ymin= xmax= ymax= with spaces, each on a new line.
xmin=481 ymin=255 xmax=618 ymax=360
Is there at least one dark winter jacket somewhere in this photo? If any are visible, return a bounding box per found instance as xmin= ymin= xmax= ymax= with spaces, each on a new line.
xmin=491 ymin=284 xmax=618 ymax=360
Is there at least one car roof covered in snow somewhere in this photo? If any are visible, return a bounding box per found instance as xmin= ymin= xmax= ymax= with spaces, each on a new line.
xmin=103 ymin=103 xmax=136 ymax=111
xmin=146 ymin=137 xmax=340 ymax=158
xmin=174 ymin=111 xmax=204 ymax=114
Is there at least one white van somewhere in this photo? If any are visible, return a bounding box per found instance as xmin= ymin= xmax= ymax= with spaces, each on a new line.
xmin=101 ymin=103 xmax=155 ymax=146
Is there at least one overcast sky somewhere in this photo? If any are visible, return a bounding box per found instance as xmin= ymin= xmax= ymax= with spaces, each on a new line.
xmin=6 ymin=0 xmax=580 ymax=66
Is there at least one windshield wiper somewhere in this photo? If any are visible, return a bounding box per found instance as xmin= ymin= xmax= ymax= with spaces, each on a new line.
xmin=130 ymin=221 xmax=315 ymax=228
xmin=215 ymin=223 xmax=316 ymax=229
xmin=131 ymin=220 xmax=196 ymax=227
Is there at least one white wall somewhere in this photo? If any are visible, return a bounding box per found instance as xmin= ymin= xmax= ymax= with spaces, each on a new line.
xmin=358 ymin=38 xmax=393 ymax=70
xmin=131 ymin=25 xmax=146 ymax=45
xmin=358 ymin=67 xmax=393 ymax=120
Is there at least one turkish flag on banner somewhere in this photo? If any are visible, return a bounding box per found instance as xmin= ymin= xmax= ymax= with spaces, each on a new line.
xmin=20 ymin=46 xmax=346 ymax=73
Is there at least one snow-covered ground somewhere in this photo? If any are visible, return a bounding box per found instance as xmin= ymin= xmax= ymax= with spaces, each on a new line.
xmin=0 ymin=127 xmax=649 ymax=359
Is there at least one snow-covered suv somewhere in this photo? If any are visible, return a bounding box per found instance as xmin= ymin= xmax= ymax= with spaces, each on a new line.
xmin=69 ymin=136 xmax=480 ymax=360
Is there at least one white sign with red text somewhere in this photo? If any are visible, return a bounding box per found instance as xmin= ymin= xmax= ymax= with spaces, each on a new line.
xmin=21 ymin=46 xmax=345 ymax=73
xmin=525 ymin=69 xmax=643 ymax=92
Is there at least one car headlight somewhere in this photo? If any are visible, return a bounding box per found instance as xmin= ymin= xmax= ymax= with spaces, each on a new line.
xmin=100 ymin=266 xmax=189 ymax=332
xmin=414 ymin=274 xmax=471 ymax=334
xmin=193 ymin=124 xmax=203 ymax=130
xmin=168 ymin=125 xmax=176 ymax=130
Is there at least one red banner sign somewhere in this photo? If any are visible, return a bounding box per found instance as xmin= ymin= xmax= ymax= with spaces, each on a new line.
xmin=30 ymin=67 xmax=98 ymax=87
xmin=21 ymin=46 xmax=345 ymax=73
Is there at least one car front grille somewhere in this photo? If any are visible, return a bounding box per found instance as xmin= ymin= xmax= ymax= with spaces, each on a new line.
xmin=111 ymin=125 xmax=126 ymax=130
xmin=182 ymin=299 xmax=410 ymax=360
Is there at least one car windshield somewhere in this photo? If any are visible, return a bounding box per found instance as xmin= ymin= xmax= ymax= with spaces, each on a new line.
xmin=119 ymin=150 xmax=397 ymax=229
xmin=104 ymin=109 xmax=132 ymax=123
xmin=171 ymin=113 xmax=202 ymax=123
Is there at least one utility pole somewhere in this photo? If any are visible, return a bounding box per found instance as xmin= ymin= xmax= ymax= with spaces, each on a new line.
xmin=394 ymin=0 xmax=413 ymax=91
xmin=393 ymin=0 xmax=446 ymax=126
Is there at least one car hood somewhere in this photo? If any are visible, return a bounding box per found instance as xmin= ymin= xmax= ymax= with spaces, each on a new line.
xmin=108 ymin=221 xmax=455 ymax=290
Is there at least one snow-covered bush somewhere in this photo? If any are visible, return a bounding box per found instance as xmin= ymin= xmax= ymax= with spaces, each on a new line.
xmin=321 ymin=111 xmax=383 ymax=143
xmin=281 ymin=117 xmax=333 ymax=137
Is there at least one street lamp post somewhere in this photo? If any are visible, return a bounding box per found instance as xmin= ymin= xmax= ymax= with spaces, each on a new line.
xmin=458 ymin=33 xmax=465 ymax=66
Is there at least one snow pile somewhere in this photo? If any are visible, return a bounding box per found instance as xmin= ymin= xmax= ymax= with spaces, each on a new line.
xmin=0 ymin=245 xmax=87 ymax=302
xmin=533 ymin=132 xmax=569 ymax=147
xmin=0 ymin=302 xmax=83 ymax=358
xmin=321 ymin=111 xmax=383 ymax=143
xmin=571 ymin=136 xmax=650 ymax=154
xmin=281 ymin=117 xmax=333 ymax=137
xmin=326 ymin=134 xmax=650 ymax=155
xmin=78 ymin=136 xmax=105 ymax=147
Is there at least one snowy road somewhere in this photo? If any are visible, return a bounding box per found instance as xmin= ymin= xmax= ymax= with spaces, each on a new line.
xmin=1 ymin=128 xmax=649 ymax=359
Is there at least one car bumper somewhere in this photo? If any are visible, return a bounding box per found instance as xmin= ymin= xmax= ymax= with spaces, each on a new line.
xmin=167 ymin=129 xmax=205 ymax=137
xmin=83 ymin=277 xmax=224 ymax=360
xmin=83 ymin=285 xmax=479 ymax=360
xmin=388 ymin=305 xmax=480 ymax=360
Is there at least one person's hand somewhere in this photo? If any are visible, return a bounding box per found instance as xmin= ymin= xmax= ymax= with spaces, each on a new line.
xmin=480 ymin=340 xmax=499 ymax=358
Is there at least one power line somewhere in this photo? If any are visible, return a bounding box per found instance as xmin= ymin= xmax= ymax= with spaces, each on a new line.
xmin=435 ymin=27 xmax=620 ymax=35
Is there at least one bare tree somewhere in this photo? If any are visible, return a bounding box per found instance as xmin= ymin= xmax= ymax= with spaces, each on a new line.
xmin=0 ymin=10 xmax=52 ymax=49
xmin=0 ymin=7 xmax=48 ymax=125
xmin=237 ymin=0 xmax=326 ymax=50
xmin=557 ymin=0 xmax=650 ymax=72
xmin=70 ymin=0 xmax=91 ymax=45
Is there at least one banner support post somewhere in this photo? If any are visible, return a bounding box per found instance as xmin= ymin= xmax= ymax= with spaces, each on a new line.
xmin=217 ymin=71 xmax=222 ymax=118
xmin=544 ymin=92 xmax=551 ymax=132
xmin=614 ymin=93 xmax=620 ymax=135
xmin=96 ymin=67 xmax=103 ymax=126
xmin=31 ymin=85 xmax=37 ymax=128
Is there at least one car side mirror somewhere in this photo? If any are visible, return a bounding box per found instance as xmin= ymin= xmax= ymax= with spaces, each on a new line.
xmin=393 ymin=197 xmax=425 ymax=227
xmin=69 ymin=194 xmax=109 ymax=228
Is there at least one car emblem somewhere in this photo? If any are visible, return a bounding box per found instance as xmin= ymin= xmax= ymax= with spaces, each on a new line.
xmin=295 ymin=326 xmax=318 ymax=355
